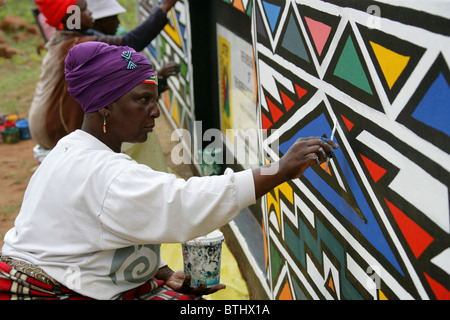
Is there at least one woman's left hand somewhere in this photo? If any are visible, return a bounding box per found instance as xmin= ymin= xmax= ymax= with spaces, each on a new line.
xmin=165 ymin=270 xmax=226 ymax=296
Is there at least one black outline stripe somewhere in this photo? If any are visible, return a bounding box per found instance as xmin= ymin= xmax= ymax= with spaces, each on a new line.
xmin=320 ymin=0 xmax=450 ymax=36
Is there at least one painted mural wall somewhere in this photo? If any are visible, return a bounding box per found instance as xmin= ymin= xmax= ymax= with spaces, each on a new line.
xmin=252 ymin=0 xmax=450 ymax=300
xmin=137 ymin=0 xmax=195 ymax=150
xmin=138 ymin=0 xmax=450 ymax=299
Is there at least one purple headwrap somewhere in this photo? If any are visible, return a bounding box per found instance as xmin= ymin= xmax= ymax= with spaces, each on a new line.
xmin=64 ymin=41 xmax=156 ymax=113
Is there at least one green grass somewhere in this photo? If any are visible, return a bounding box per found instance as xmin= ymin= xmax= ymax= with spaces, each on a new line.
xmin=0 ymin=0 xmax=36 ymax=25
xmin=0 ymin=40 xmax=43 ymax=116
xmin=117 ymin=0 xmax=138 ymax=31
xmin=1 ymin=201 xmax=22 ymax=218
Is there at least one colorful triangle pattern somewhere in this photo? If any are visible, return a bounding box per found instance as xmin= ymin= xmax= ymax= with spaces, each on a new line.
xmin=221 ymin=0 xmax=450 ymax=301
xmin=278 ymin=112 xmax=404 ymax=275
xmin=261 ymin=83 xmax=309 ymax=132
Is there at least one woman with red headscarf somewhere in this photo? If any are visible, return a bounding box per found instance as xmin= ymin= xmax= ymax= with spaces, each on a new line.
xmin=29 ymin=0 xmax=178 ymax=151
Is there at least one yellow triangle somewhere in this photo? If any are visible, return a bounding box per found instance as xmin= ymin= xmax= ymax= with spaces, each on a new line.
xmin=163 ymin=10 xmax=182 ymax=48
xmin=370 ymin=41 xmax=410 ymax=89
xmin=266 ymin=182 xmax=294 ymax=229
xmin=266 ymin=192 xmax=280 ymax=227
xmin=276 ymin=182 xmax=294 ymax=204
xmin=172 ymin=99 xmax=180 ymax=126
xmin=378 ymin=289 xmax=388 ymax=300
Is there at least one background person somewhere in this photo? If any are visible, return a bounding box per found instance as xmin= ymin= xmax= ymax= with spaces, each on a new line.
xmin=86 ymin=0 xmax=181 ymax=173
xmin=29 ymin=0 xmax=178 ymax=151
xmin=88 ymin=0 xmax=127 ymax=36
xmin=86 ymin=0 xmax=179 ymax=95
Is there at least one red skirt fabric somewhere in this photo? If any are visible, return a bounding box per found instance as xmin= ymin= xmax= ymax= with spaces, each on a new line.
xmin=0 ymin=255 xmax=198 ymax=300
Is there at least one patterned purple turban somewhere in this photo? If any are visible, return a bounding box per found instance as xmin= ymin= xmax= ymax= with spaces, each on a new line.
xmin=64 ymin=42 xmax=157 ymax=113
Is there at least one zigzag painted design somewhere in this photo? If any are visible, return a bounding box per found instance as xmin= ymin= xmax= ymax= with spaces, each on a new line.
xmin=256 ymin=0 xmax=450 ymax=300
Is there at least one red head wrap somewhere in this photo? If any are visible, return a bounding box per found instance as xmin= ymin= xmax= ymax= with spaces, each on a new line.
xmin=36 ymin=0 xmax=78 ymax=30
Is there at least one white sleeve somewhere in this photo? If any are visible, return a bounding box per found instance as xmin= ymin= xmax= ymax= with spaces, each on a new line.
xmin=98 ymin=166 xmax=255 ymax=246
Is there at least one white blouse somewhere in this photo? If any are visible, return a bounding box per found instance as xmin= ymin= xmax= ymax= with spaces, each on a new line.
xmin=2 ymin=130 xmax=255 ymax=299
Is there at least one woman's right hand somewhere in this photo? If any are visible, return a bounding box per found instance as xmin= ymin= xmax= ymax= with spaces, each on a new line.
xmin=279 ymin=136 xmax=338 ymax=180
xmin=252 ymin=136 xmax=338 ymax=199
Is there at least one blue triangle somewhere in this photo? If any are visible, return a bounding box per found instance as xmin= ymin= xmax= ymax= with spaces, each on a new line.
xmin=279 ymin=113 xmax=404 ymax=275
xmin=262 ymin=1 xmax=282 ymax=33
xmin=146 ymin=43 xmax=157 ymax=59
xmin=412 ymin=73 xmax=450 ymax=136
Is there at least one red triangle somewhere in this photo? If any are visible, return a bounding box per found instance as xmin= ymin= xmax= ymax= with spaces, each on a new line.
xmin=266 ymin=97 xmax=284 ymax=123
xmin=295 ymin=84 xmax=307 ymax=100
xmin=360 ymin=155 xmax=387 ymax=183
xmin=341 ymin=115 xmax=354 ymax=131
xmin=424 ymin=273 xmax=450 ymax=300
xmin=280 ymin=90 xmax=295 ymax=111
xmin=385 ymin=198 xmax=434 ymax=258
xmin=261 ymin=113 xmax=272 ymax=132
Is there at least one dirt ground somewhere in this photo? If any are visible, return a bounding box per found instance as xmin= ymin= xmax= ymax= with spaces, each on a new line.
xmin=0 ymin=111 xmax=196 ymax=248
xmin=0 ymin=137 xmax=35 ymax=246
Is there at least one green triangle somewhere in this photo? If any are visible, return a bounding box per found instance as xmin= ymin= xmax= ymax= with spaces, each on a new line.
xmin=334 ymin=35 xmax=372 ymax=94
xmin=160 ymin=37 xmax=166 ymax=56
xmin=270 ymin=242 xmax=283 ymax=283
xmin=180 ymin=60 xmax=188 ymax=79
xmin=281 ymin=12 xmax=310 ymax=62
xmin=246 ymin=0 xmax=253 ymax=16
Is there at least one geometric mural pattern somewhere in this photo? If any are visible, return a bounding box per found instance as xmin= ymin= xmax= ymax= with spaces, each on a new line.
xmin=138 ymin=0 xmax=194 ymax=135
xmin=253 ymin=0 xmax=450 ymax=299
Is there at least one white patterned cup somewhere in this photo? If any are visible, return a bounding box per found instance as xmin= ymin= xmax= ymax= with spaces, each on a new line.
xmin=182 ymin=230 xmax=225 ymax=287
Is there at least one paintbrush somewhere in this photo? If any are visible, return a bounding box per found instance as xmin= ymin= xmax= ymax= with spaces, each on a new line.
xmin=325 ymin=119 xmax=337 ymax=172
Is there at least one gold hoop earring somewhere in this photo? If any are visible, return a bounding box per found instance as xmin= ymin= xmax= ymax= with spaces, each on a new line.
xmin=103 ymin=115 xmax=107 ymax=133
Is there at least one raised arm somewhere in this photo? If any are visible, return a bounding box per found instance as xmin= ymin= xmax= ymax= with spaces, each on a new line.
xmin=119 ymin=0 xmax=178 ymax=51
